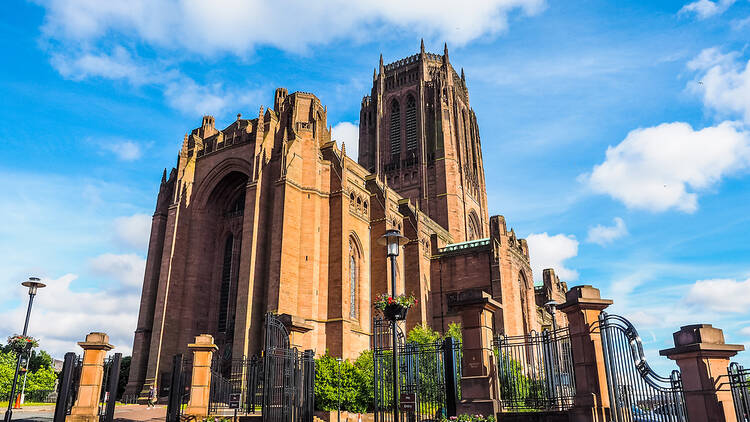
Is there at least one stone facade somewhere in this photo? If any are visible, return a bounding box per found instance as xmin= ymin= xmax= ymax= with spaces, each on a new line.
xmin=125 ymin=44 xmax=561 ymax=398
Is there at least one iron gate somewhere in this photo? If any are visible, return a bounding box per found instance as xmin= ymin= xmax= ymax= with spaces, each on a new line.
xmin=729 ymin=362 xmax=750 ymax=422
xmin=53 ymin=352 xmax=82 ymax=422
xmin=599 ymin=312 xmax=688 ymax=422
xmin=99 ymin=353 xmax=122 ymax=422
xmin=493 ymin=328 xmax=575 ymax=411
xmin=166 ymin=354 xmax=192 ymax=422
xmin=202 ymin=313 xmax=315 ymax=422
xmin=372 ymin=318 xmax=461 ymax=422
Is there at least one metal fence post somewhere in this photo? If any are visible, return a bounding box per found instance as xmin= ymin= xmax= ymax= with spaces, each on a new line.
xmin=443 ymin=337 xmax=457 ymax=417
xmin=53 ymin=352 xmax=76 ymax=422
xmin=166 ymin=354 xmax=183 ymax=422
xmin=102 ymin=353 xmax=122 ymax=422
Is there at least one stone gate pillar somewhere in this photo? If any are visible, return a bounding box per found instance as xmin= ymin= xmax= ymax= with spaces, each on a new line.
xmin=450 ymin=289 xmax=501 ymax=416
xmin=184 ymin=334 xmax=219 ymax=419
xmin=558 ymin=285 xmax=612 ymax=422
xmin=660 ymin=324 xmax=745 ymax=422
xmin=67 ymin=332 xmax=114 ymax=422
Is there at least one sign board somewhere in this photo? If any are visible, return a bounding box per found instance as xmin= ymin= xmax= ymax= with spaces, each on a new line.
xmin=399 ymin=393 xmax=416 ymax=412
xmin=229 ymin=393 xmax=241 ymax=409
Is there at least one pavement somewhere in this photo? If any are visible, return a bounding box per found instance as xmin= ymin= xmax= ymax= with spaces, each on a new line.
xmin=6 ymin=404 xmax=167 ymax=421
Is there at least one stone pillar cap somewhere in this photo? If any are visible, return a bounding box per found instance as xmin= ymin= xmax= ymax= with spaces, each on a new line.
xmin=660 ymin=324 xmax=744 ymax=357
xmin=558 ymin=285 xmax=612 ymax=312
xmin=188 ymin=334 xmax=218 ymax=351
xmin=77 ymin=332 xmax=114 ymax=350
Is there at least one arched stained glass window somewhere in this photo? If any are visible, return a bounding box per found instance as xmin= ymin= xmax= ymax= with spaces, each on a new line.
xmin=349 ymin=239 xmax=359 ymax=319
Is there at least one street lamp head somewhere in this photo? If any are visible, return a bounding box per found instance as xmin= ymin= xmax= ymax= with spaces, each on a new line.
xmin=544 ymin=299 xmax=559 ymax=313
xmin=21 ymin=277 xmax=46 ymax=296
xmin=378 ymin=229 xmax=408 ymax=257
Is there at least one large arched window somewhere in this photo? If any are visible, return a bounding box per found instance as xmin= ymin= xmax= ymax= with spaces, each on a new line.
xmin=405 ymin=95 xmax=417 ymax=151
xmin=390 ymin=100 xmax=401 ymax=157
xmin=467 ymin=211 xmax=482 ymax=240
xmin=349 ymin=237 xmax=361 ymax=319
xmin=218 ymin=235 xmax=233 ymax=333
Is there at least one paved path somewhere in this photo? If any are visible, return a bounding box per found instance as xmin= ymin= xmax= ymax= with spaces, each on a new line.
xmin=7 ymin=404 xmax=166 ymax=421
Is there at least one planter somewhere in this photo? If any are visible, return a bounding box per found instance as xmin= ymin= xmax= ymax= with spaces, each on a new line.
xmin=383 ymin=303 xmax=409 ymax=321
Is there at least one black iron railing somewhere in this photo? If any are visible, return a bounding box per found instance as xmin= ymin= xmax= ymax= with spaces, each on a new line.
xmin=729 ymin=362 xmax=750 ymax=422
xmin=372 ymin=317 xmax=461 ymax=422
xmin=493 ymin=328 xmax=575 ymax=411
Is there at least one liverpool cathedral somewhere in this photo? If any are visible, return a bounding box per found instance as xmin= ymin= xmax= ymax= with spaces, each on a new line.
xmin=125 ymin=43 xmax=567 ymax=396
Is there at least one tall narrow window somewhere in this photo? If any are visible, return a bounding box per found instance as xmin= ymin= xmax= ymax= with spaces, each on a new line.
xmin=390 ymin=100 xmax=401 ymax=157
xmin=405 ymin=95 xmax=417 ymax=151
xmin=349 ymin=239 xmax=358 ymax=319
xmin=218 ymin=235 xmax=233 ymax=332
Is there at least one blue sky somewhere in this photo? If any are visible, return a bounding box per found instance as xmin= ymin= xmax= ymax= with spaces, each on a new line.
xmin=1 ymin=0 xmax=749 ymax=373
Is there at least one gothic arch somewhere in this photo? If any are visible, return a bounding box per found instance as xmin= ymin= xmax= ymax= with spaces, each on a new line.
xmin=467 ymin=210 xmax=482 ymax=240
xmin=405 ymin=94 xmax=418 ymax=151
xmin=193 ymin=157 xmax=252 ymax=209
xmin=389 ymin=99 xmax=401 ymax=157
xmin=348 ymin=232 xmax=364 ymax=320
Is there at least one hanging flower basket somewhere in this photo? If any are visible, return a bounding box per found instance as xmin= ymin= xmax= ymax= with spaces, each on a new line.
xmin=383 ymin=303 xmax=409 ymax=321
xmin=374 ymin=293 xmax=417 ymax=321
xmin=7 ymin=335 xmax=38 ymax=353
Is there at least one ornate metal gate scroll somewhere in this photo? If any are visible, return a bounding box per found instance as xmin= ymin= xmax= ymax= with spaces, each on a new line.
xmin=599 ymin=312 xmax=688 ymax=422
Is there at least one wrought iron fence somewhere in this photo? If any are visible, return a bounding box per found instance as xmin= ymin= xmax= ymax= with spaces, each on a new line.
xmin=201 ymin=313 xmax=314 ymax=422
xmin=599 ymin=312 xmax=688 ymax=422
xmin=372 ymin=317 xmax=460 ymax=422
xmin=53 ymin=352 xmax=82 ymax=422
xmin=729 ymin=362 xmax=750 ymax=422
xmin=166 ymin=354 xmax=192 ymax=422
xmin=493 ymin=327 xmax=575 ymax=411
xmin=98 ymin=353 xmax=122 ymax=422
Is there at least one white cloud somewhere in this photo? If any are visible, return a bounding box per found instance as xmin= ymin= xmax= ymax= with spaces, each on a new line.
xmin=332 ymin=122 xmax=360 ymax=160
xmin=51 ymin=48 xmax=263 ymax=116
xmin=688 ymin=48 xmax=750 ymax=124
xmin=50 ymin=46 xmax=155 ymax=85
xmin=89 ymin=253 xmax=146 ymax=288
xmin=0 ymin=274 xmax=139 ymax=358
xmin=587 ymin=217 xmax=628 ymax=246
xmin=114 ymin=214 xmax=152 ymax=251
xmin=741 ymin=326 xmax=750 ymax=336
xmin=38 ymin=0 xmax=545 ymax=56
xmin=684 ymin=277 xmax=750 ymax=313
xmin=584 ymin=121 xmax=750 ymax=213
xmin=99 ymin=139 xmax=142 ymax=161
xmin=525 ymin=232 xmax=579 ymax=283
xmin=679 ymin=0 xmax=736 ymax=19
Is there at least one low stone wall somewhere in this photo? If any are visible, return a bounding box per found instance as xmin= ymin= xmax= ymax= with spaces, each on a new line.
xmin=497 ymin=411 xmax=569 ymax=422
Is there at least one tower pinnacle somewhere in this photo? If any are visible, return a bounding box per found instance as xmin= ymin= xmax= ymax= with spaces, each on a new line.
xmin=420 ymin=38 xmax=425 ymax=54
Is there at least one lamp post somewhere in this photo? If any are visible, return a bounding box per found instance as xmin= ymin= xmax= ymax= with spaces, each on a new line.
xmin=544 ymin=300 xmax=559 ymax=333
xmin=544 ymin=299 xmax=562 ymax=405
xmin=4 ymin=277 xmax=45 ymax=422
xmin=378 ymin=229 xmax=407 ymax=422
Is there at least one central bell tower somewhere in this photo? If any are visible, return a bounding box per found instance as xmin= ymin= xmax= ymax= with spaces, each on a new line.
xmin=358 ymin=41 xmax=489 ymax=243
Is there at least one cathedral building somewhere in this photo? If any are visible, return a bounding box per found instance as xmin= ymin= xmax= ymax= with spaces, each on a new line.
xmin=125 ymin=43 xmax=561 ymax=398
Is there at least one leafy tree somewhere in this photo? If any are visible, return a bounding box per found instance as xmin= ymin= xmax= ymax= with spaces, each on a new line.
xmin=28 ymin=350 xmax=52 ymax=373
xmin=0 ymin=344 xmax=57 ymax=400
xmin=117 ymin=356 xmax=131 ymax=400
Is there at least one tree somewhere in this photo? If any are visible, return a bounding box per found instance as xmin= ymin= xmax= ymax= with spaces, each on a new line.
xmin=117 ymin=356 xmax=131 ymax=400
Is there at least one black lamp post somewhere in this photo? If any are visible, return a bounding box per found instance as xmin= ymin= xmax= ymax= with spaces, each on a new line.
xmin=4 ymin=277 xmax=45 ymax=422
xmin=544 ymin=300 xmax=559 ymax=333
xmin=378 ymin=229 xmax=407 ymax=422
